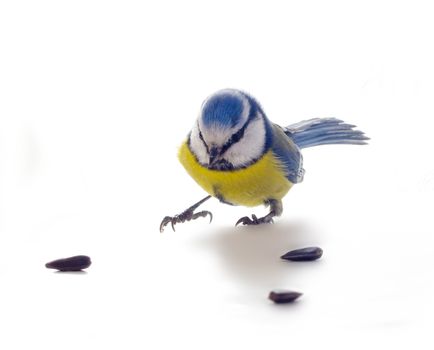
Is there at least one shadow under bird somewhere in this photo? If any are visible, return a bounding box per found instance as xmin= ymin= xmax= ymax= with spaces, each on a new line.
xmin=160 ymin=89 xmax=368 ymax=232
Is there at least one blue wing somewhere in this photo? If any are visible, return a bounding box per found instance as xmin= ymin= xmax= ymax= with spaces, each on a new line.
xmin=270 ymin=118 xmax=368 ymax=183
xmin=284 ymin=118 xmax=369 ymax=149
xmin=271 ymin=124 xmax=305 ymax=184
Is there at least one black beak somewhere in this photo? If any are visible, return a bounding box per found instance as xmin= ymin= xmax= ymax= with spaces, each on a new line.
xmin=209 ymin=147 xmax=219 ymax=166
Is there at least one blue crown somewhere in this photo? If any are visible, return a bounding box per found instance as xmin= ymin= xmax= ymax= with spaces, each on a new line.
xmin=201 ymin=91 xmax=245 ymax=128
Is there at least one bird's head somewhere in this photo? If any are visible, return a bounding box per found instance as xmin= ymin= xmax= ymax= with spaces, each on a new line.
xmin=188 ymin=89 xmax=271 ymax=170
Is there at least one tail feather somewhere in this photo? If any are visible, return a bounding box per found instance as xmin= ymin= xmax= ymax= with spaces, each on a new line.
xmin=284 ymin=118 xmax=369 ymax=149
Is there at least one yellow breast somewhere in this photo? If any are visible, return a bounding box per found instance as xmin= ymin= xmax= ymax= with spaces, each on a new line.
xmin=178 ymin=141 xmax=293 ymax=207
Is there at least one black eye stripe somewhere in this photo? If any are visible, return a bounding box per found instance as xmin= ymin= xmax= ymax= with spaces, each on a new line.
xmin=198 ymin=126 xmax=210 ymax=154
xmin=220 ymin=117 xmax=252 ymax=155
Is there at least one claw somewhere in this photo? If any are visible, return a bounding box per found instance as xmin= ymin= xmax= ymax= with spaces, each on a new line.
xmin=160 ymin=216 xmax=174 ymax=233
xmin=235 ymin=218 xmax=243 ymax=226
xmin=159 ymin=215 xmax=179 ymax=233
xmin=192 ymin=210 xmax=213 ymax=224
xmin=235 ymin=216 xmax=253 ymax=226
xmin=159 ymin=196 xmax=213 ymax=233
xmin=160 ymin=210 xmax=214 ymax=233
xmin=235 ymin=213 xmax=274 ymax=226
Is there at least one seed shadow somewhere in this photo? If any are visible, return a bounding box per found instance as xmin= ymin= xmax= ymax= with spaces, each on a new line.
xmin=193 ymin=219 xmax=322 ymax=290
xmin=53 ymin=270 xmax=88 ymax=275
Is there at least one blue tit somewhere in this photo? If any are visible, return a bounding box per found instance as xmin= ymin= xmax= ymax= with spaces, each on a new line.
xmin=160 ymin=89 xmax=368 ymax=232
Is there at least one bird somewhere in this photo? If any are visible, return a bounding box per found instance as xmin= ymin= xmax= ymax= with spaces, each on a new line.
xmin=160 ymin=89 xmax=368 ymax=232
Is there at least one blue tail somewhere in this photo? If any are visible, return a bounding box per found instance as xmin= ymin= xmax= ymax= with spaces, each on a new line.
xmin=284 ymin=118 xmax=369 ymax=149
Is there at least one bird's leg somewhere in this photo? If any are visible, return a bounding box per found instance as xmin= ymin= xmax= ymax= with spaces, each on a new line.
xmin=235 ymin=199 xmax=283 ymax=226
xmin=160 ymin=195 xmax=213 ymax=232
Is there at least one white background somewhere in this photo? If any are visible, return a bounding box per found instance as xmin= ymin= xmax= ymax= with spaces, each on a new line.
xmin=1 ymin=0 xmax=433 ymax=349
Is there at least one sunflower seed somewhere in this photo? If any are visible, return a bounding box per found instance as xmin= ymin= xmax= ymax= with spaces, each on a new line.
xmin=45 ymin=255 xmax=91 ymax=271
xmin=280 ymin=246 xmax=323 ymax=261
xmin=268 ymin=290 xmax=302 ymax=303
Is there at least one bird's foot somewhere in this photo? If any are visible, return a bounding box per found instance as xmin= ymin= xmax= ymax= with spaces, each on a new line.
xmin=160 ymin=209 xmax=213 ymax=232
xmin=235 ymin=214 xmax=274 ymax=226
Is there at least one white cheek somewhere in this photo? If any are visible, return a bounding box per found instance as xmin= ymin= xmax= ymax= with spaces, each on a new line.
xmin=223 ymin=116 xmax=266 ymax=167
xmin=189 ymin=125 xmax=209 ymax=165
